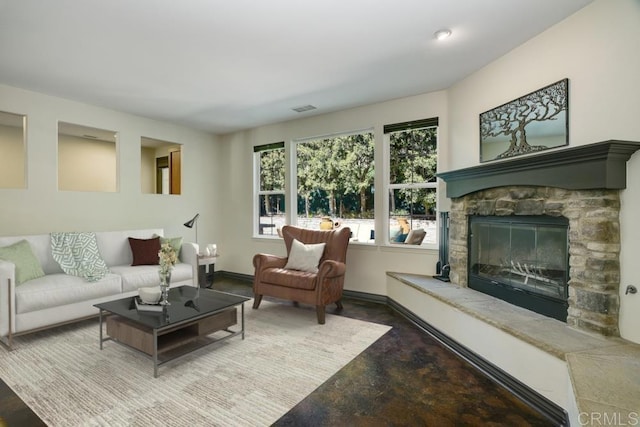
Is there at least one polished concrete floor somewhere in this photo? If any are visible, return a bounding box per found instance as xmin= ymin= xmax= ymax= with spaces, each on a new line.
xmin=0 ymin=278 xmax=554 ymax=426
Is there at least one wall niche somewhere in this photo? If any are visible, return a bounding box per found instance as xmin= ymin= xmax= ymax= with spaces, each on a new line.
xmin=141 ymin=137 xmax=182 ymax=195
xmin=0 ymin=110 xmax=26 ymax=189
xmin=58 ymin=122 xmax=118 ymax=192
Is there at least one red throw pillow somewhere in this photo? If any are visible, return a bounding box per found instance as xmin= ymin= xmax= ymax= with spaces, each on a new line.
xmin=128 ymin=237 xmax=161 ymax=266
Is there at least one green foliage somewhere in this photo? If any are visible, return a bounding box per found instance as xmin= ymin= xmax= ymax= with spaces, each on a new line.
xmin=260 ymin=149 xmax=285 ymax=191
xmin=297 ymin=133 xmax=374 ymax=217
xmin=390 ymin=128 xmax=437 ymax=184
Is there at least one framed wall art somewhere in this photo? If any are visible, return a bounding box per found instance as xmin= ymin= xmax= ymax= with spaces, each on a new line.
xmin=479 ymin=78 xmax=569 ymax=162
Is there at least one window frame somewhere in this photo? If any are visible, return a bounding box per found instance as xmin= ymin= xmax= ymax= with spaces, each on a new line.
xmin=383 ymin=118 xmax=439 ymax=249
xmin=291 ymin=128 xmax=375 ymax=242
xmin=253 ymin=141 xmax=286 ymax=238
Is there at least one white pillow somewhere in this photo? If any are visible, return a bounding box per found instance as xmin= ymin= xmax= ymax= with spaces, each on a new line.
xmin=284 ymin=239 xmax=326 ymax=273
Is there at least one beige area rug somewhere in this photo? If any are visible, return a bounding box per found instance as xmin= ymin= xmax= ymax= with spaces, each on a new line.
xmin=0 ymin=300 xmax=391 ymax=427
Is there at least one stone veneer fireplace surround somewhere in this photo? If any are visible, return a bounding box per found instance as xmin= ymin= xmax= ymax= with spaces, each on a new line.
xmin=438 ymin=140 xmax=640 ymax=337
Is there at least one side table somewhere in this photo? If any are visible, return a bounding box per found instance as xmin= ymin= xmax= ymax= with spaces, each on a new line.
xmin=198 ymin=254 xmax=218 ymax=288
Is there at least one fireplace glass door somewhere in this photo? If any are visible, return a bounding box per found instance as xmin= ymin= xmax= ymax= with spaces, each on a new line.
xmin=468 ymin=215 xmax=569 ymax=321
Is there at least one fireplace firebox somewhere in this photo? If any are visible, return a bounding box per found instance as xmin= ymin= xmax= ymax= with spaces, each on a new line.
xmin=468 ymin=215 xmax=569 ymax=322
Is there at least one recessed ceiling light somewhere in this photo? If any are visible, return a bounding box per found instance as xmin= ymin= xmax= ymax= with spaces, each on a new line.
xmin=434 ymin=29 xmax=452 ymax=41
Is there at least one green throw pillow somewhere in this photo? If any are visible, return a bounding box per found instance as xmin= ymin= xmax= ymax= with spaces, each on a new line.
xmin=0 ymin=240 xmax=45 ymax=285
xmin=159 ymin=236 xmax=183 ymax=255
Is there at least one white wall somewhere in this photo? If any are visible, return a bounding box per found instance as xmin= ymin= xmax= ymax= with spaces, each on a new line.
xmin=219 ymin=91 xmax=448 ymax=295
xmin=0 ymin=84 xmax=221 ymax=246
xmin=447 ymin=0 xmax=640 ymax=343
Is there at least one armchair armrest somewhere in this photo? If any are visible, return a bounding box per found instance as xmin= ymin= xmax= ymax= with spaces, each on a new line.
xmin=317 ymin=260 xmax=346 ymax=279
xmin=253 ymin=253 xmax=288 ymax=271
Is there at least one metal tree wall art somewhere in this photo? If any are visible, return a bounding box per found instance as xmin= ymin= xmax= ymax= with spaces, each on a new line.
xmin=479 ymin=79 xmax=568 ymax=162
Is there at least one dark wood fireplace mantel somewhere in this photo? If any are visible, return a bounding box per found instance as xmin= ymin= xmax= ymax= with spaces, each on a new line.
xmin=438 ymin=140 xmax=640 ymax=198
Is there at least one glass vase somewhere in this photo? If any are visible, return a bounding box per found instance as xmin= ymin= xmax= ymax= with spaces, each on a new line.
xmin=159 ymin=271 xmax=172 ymax=305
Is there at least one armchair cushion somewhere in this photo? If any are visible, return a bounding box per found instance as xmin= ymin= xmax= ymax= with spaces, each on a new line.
xmin=262 ymin=268 xmax=317 ymax=290
xmin=284 ymin=239 xmax=326 ymax=273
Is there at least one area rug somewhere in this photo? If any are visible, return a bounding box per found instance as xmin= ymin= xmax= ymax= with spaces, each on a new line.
xmin=0 ymin=300 xmax=391 ymax=426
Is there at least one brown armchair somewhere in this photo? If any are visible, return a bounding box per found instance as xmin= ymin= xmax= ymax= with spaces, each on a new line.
xmin=252 ymin=225 xmax=351 ymax=324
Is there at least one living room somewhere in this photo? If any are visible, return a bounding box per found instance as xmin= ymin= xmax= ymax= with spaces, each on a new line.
xmin=1 ymin=0 xmax=639 ymax=425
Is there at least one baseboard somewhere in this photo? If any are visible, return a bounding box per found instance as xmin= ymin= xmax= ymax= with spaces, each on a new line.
xmin=342 ymin=289 xmax=387 ymax=305
xmin=221 ymin=272 xmax=568 ymax=426
xmin=217 ymin=271 xmax=253 ymax=283
xmin=387 ymin=297 xmax=569 ymax=427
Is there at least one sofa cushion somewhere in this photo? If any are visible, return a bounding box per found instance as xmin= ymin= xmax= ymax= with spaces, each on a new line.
xmin=111 ymin=262 xmax=193 ymax=292
xmin=15 ymin=273 xmax=122 ymax=314
xmin=128 ymin=237 xmax=161 ymax=266
xmin=284 ymin=239 xmax=326 ymax=273
xmin=262 ymin=267 xmax=317 ymax=290
xmin=0 ymin=239 xmax=45 ymax=285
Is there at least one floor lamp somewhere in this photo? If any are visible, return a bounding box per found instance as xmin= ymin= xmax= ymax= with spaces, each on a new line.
xmin=183 ymin=213 xmax=200 ymax=250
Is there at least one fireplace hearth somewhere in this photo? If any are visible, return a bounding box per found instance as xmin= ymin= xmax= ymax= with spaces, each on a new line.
xmin=468 ymin=215 xmax=569 ymax=321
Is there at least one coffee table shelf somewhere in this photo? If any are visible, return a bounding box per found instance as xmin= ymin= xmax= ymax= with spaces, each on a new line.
xmin=106 ymin=308 xmax=236 ymax=356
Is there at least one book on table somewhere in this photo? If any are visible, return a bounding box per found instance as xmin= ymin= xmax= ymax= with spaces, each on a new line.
xmin=135 ymin=297 xmax=163 ymax=312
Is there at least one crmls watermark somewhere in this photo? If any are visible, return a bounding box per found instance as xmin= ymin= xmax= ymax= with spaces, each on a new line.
xmin=578 ymin=412 xmax=639 ymax=426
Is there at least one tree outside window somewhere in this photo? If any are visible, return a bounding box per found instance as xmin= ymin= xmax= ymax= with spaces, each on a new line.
xmin=387 ymin=120 xmax=438 ymax=246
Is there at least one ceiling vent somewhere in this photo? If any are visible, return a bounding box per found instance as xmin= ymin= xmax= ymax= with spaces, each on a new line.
xmin=292 ymin=105 xmax=317 ymax=113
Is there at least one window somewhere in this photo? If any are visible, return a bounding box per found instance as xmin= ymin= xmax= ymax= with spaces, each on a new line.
xmin=385 ymin=118 xmax=438 ymax=246
xmin=254 ymin=142 xmax=285 ymax=236
xmin=295 ymin=130 xmax=375 ymax=242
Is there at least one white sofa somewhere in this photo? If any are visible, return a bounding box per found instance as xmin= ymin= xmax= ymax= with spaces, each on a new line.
xmin=0 ymin=228 xmax=198 ymax=347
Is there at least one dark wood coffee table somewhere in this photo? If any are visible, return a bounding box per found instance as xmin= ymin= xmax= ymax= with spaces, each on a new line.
xmin=94 ymin=286 xmax=249 ymax=377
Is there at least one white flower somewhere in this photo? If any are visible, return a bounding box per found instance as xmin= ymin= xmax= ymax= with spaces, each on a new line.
xmin=158 ymin=242 xmax=177 ymax=274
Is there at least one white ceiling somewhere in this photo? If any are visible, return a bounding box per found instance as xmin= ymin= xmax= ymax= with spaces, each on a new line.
xmin=0 ymin=0 xmax=593 ymax=135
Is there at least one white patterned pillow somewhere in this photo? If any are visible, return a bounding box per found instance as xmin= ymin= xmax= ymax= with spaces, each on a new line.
xmin=51 ymin=232 xmax=110 ymax=282
xmin=284 ymin=239 xmax=326 ymax=273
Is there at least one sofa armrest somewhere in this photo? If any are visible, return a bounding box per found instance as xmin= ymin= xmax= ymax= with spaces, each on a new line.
xmin=0 ymin=260 xmax=16 ymax=340
xmin=180 ymin=242 xmax=198 ymax=287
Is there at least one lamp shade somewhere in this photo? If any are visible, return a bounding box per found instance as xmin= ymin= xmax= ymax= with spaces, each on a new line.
xmin=184 ymin=213 xmax=199 ymax=228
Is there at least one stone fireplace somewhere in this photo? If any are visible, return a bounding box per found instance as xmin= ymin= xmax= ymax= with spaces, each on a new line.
xmin=438 ymin=140 xmax=640 ymax=337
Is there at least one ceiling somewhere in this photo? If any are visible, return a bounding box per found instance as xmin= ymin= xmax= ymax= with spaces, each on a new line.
xmin=0 ymin=0 xmax=593 ymax=135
